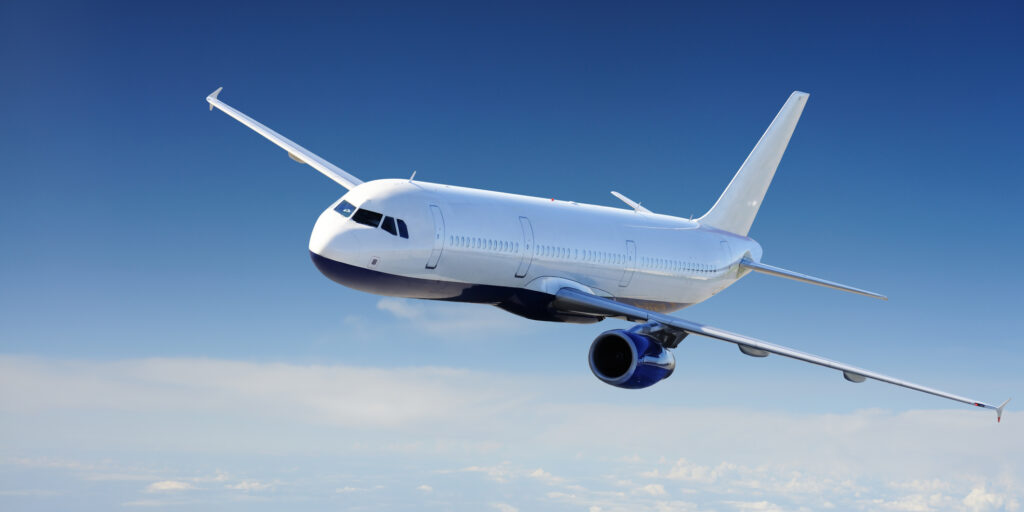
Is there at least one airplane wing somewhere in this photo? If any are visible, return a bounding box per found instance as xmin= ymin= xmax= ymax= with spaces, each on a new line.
xmin=206 ymin=87 xmax=364 ymax=190
xmin=551 ymin=287 xmax=1010 ymax=421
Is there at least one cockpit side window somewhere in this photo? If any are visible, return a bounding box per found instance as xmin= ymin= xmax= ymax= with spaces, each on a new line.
xmin=381 ymin=216 xmax=398 ymax=236
xmin=352 ymin=208 xmax=383 ymax=227
xmin=396 ymin=219 xmax=409 ymax=239
xmin=334 ymin=200 xmax=356 ymax=218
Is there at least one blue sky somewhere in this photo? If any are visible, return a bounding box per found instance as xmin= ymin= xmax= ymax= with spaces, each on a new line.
xmin=1 ymin=1 xmax=1022 ymax=510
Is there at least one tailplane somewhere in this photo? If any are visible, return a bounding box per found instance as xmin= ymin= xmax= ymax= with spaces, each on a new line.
xmin=699 ymin=91 xmax=808 ymax=236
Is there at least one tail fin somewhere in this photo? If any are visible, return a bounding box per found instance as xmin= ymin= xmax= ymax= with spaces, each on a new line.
xmin=698 ymin=91 xmax=809 ymax=236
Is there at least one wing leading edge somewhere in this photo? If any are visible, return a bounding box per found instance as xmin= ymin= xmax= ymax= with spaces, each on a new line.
xmin=551 ymin=287 xmax=1009 ymax=421
xmin=206 ymin=87 xmax=363 ymax=190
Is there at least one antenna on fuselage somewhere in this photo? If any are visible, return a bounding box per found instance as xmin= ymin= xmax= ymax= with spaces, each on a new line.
xmin=409 ymin=170 xmax=417 ymax=182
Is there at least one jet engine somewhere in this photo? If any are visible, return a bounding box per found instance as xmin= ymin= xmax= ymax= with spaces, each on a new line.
xmin=588 ymin=328 xmax=675 ymax=389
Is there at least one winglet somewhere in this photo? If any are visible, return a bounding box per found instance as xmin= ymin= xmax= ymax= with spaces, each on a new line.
xmin=997 ymin=398 xmax=1011 ymax=423
xmin=207 ymin=87 xmax=223 ymax=110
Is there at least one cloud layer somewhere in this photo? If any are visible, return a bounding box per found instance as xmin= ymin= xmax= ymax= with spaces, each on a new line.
xmin=0 ymin=355 xmax=1020 ymax=511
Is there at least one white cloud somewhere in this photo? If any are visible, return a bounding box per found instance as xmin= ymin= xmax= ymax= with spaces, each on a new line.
xmin=226 ymin=480 xmax=271 ymax=491
xmin=416 ymin=484 xmax=433 ymax=492
xmin=723 ymin=501 xmax=784 ymax=512
xmin=335 ymin=485 xmax=383 ymax=493
xmin=963 ymin=485 xmax=1019 ymax=512
xmin=374 ymin=298 xmax=536 ymax=338
xmin=145 ymin=481 xmax=193 ymax=492
xmin=890 ymin=479 xmax=952 ymax=493
xmin=642 ymin=458 xmax=735 ymax=484
xmin=1 ymin=355 xmax=1022 ymax=511
xmin=636 ymin=483 xmax=666 ymax=496
xmin=492 ymin=503 xmax=519 ymax=512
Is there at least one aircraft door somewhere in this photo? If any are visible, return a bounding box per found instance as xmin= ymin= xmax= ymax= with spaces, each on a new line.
xmin=515 ymin=216 xmax=535 ymax=278
xmin=426 ymin=204 xmax=445 ymax=269
xmin=619 ymin=240 xmax=636 ymax=287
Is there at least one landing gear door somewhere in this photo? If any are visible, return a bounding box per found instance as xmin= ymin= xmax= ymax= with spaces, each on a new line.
xmin=426 ymin=204 xmax=445 ymax=269
xmin=515 ymin=216 xmax=535 ymax=278
xmin=619 ymin=240 xmax=636 ymax=287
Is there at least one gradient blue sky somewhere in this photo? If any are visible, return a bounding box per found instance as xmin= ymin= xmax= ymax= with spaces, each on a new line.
xmin=1 ymin=1 xmax=1022 ymax=511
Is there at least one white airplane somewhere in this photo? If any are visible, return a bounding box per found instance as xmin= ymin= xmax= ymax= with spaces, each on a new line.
xmin=207 ymin=87 xmax=1009 ymax=421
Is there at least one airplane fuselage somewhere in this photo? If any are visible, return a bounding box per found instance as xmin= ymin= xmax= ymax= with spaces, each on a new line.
xmin=309 ymin=179 xmax=762 ymax=322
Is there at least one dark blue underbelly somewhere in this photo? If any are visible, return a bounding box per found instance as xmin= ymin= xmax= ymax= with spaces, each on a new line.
xmin=310 ymin=251 xmax=605 ymax=323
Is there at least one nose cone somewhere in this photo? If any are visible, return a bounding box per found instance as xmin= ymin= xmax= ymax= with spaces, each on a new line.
xmin=309 ymin=209 xmax=360 ymax=263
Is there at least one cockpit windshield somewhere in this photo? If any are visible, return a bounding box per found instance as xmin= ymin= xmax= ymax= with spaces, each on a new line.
xmin=339 ymin=202 xmax=410 ymax=239
xmin=352 ymin=208 xmax=383 ymax=227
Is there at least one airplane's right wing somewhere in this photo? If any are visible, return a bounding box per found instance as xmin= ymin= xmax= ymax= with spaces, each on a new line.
xmin=552 ymin=287 xmax=1010 ymax=421
xmin=206 ymin=87 xmax=364 ymax=190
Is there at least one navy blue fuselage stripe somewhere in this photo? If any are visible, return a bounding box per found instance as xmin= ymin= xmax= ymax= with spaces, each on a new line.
xmin=309 ymin=252 xmax=687 ymax=322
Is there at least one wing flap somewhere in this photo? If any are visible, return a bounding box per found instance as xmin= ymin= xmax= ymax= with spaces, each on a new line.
xmin=206 ymin=87 xmax=364 ymax=190
xmin=552 ymin=287 xmax=1007 ymax=420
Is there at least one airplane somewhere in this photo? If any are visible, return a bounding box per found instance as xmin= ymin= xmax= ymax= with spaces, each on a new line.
xmin=206 ymin=87 xmax=1009 ymax=421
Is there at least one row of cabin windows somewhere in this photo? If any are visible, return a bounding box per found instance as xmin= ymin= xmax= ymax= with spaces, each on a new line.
xmin=641 ymin=256 xmax=721 ymax=273
xmin=335 ymin=201 xmax=409 ymax=239
xmin=448 ymin=235 xmax=723 ymax=274
xmin=451 ymin=235 xmax=519 ymax=254
xmin=537 ymin=245 xmax=626 ymax=265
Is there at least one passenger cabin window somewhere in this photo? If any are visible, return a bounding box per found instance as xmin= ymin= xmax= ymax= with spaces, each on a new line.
xmin=352 ymin=208 xmax=383 ymax=227
xmin=381 ymin=216 xmax=398 ymax=236
xmin=335 ymin=200 xmax=356 ymax=218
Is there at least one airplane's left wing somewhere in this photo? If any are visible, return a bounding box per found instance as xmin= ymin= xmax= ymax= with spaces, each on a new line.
xmin=551 ymin=287 xmax=1010 ymax=421
xmin=206 ymin=87 xmax=364 ymax=190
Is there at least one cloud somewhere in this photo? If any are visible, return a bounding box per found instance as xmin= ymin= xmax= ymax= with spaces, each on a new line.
xmin=145 ymin=481 xmax=193 ymax=492
xmin=642 ymin=458 xmax=735 ymax=484
xmin=374 ymin=298 xmax=537 ymax=338
xmin=226 ymin=480 xmax=271 ymax=491
xmin=491 ymin=503 xmax=519 ymax=512
xmin=962 ymin=486 xmax=1020 ymax=512
xmin=636 ymin=484 xmax=666 ymax=496
xmin=416 ymin=484 xmax=433 ymax=492
xmin=1 ymin=355 xmax=1022 ymax=511
xmin=723 ymin=501 xmax=784 ymax=512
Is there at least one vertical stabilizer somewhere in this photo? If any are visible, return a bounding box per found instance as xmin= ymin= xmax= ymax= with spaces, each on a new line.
xmin=698 ymin=91 xmax=808 ymax=236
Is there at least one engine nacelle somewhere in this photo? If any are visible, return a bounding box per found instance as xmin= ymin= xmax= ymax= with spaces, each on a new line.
xmin=588 ymin=329 xmax=675 ymax=389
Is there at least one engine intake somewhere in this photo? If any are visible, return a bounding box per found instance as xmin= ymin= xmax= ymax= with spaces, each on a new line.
xmin=589 ymin=328 xmax=675 ymax=389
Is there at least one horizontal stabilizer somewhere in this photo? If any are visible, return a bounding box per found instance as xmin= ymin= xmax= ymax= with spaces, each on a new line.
xmin=740 ymin=259 xmax=887 ymax=301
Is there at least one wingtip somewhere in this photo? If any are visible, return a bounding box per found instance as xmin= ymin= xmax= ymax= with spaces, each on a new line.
xmin=997 ymin=398 xmax=1011 ymax=423
xmin=207 ymin=87 xmax=223 ymax=110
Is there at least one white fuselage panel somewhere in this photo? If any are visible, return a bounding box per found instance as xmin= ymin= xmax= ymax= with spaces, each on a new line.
xmin=309 ymin=179 xmax=763 ymax=312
